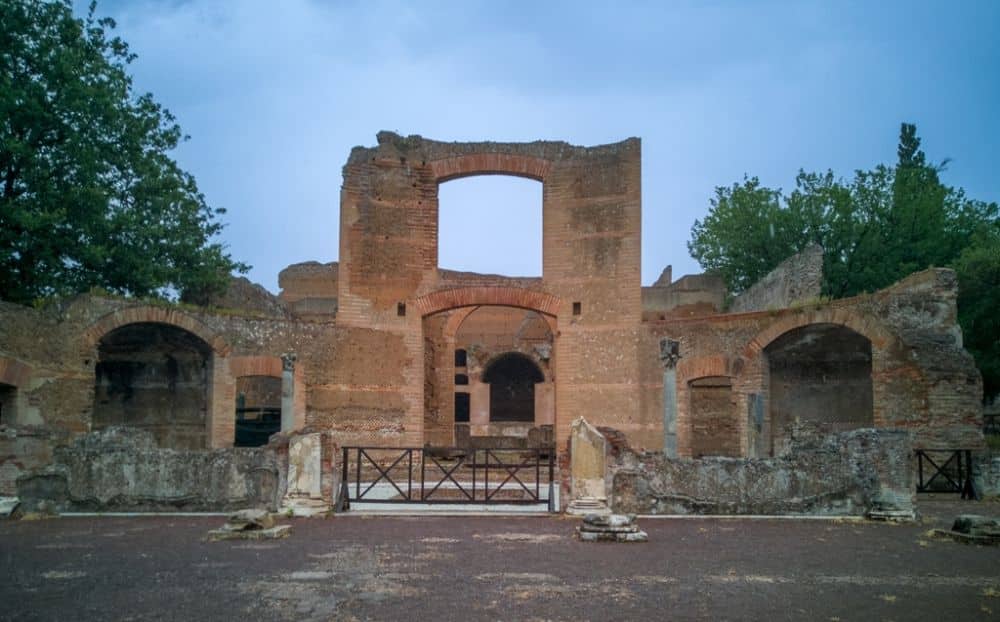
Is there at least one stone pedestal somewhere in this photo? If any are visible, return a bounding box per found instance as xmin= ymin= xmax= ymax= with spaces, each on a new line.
xmin=281 ymin=433 xmax=328 ymax=517
xmin=567 ymin=418 xmax=609 ymax=515
xmin=577 ymin=513 xmax=648 ymax=542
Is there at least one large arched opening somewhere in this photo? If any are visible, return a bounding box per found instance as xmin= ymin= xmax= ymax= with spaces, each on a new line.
xmin=93 ymin=322 xmax=212 ymax=450
xmin=764 ymin=323 xmax=873 ymax=455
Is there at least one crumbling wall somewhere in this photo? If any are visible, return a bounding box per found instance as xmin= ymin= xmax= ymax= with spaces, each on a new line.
xmin=16 ymin=428 xmax=281 ymax=512
xmin=206 ymin=276 xmax=289 ymax=318
xmin=641 ymin=268 xmax=983 ymax=457
xmin=0 ymin=426 xmax=62 ymax=496
xmin=729 ymin=244 xmax=823 ymax=313
xmin=610 ymin=428 xmax=915 ymax=516
xmin=642 ymin=273 xmax=726 ymax=320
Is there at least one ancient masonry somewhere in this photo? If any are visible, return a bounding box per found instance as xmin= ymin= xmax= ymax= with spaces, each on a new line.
xmin=0 ymin=132 xmax=989 ymax=513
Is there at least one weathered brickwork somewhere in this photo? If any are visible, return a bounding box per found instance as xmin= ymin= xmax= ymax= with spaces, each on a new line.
xmin=0 ymin=132 xmax=986 ymax=506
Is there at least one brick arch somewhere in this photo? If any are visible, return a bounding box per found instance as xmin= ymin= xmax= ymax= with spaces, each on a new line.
xmin=83 ymin=306 xmax=230 ymax=356
xmin=413 ymin=287 xmax=562 ymax=318
xmin=0 ymin=356 xmax=32 ymax=388
xmin=677 ymin=355 xmax=735 ymax=383
xmin=429 ymin=154 xmax=552 ymax=184
xmin=742 ymin=307 xmax=893 ymax=359
xmin=229 ymin=355 xmax=283 ymax=378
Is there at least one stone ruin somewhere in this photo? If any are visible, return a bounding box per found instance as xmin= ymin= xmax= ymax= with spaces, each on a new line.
xmin=0 ymin=131 xmax=992 ymax=516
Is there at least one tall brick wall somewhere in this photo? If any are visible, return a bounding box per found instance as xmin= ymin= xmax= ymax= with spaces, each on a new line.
xmin=337 ymin=132 xmax=644 ymax=452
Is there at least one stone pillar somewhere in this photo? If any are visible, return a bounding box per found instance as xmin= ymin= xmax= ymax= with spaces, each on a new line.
xmin=660 ymin=338 xmax=681 ymax=458
xmin=567 ymin=417 xmax=610 ymax=515
xmin=280 ymin=353 xmax=297 ymax=433
xmin=280 ymin=432 xmax=329 ymax=516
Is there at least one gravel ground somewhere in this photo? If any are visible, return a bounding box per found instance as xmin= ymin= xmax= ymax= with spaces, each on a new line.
xmin=2 ymin=497 xmax=999 ymax=621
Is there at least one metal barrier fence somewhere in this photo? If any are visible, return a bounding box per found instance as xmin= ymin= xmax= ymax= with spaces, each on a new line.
xmin=338 ymin=446 xmax=555 ymax=511
xmin=915 ymin=449 xmax=978 ymax=499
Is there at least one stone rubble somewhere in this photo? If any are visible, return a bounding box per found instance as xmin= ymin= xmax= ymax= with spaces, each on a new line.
xmin=577 ymin=513 xmax=648 ymax=543
xmin=208 ymin=509 xmax=291 ymax=541
xmin=932 ymin=514 xmax=1000 ymax=546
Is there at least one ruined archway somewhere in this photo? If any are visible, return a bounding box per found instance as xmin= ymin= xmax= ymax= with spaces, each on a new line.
xmin=764 ymin=323 xmax=873 ymax=455
xmin=483 ymin=352 xmax=545 ymax=423
xmin=93 ymin=323 xmax=212 ymax=450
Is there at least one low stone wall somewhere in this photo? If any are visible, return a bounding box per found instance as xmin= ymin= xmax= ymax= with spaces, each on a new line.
xmin=610 ymin=429 xmax=914 ymax=516
xmin=16 ymin=427 xmax=281 ymax=513
xmin=0 ymin=425 xmax=62 ymax=496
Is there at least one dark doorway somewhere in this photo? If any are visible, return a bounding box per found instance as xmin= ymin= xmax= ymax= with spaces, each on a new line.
xmin=0 ymin=383 xmax=15 ymax=424
xmin=482 ymin=352 xmax=544 ymax=422
xmin=454 ymin=392 xmax=470 ymax=423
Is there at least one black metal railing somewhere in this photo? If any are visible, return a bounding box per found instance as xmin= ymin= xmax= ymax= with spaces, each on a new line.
xmin=337 ymin=446 xmax=555 ymax=511
xmin=915 ymin=449 xmax=978 ymax=499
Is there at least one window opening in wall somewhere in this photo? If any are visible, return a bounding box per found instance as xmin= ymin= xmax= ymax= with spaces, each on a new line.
xmin=234 ymin=375 xmax=282 ymax=447
xmin=438 ymin=175 xmax=542 ymax=276
xmin=397 ymin=302 xmax=406 ymax=316
xmin=572 ymin=302 xmax=582 ymax=315
xmin=454 ymin=392 xmax=470 ymax=423
xmin=455 ymin=349 xmax=467 ymax=367
xmin=455 ymin=373 xmax=469 ymax=385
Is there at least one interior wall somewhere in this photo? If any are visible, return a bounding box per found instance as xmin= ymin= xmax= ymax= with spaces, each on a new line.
xmin=93 ymin=323 xmax=211 ymax=450
xmin=766 ymin=324 xmax=873 ymax=455
xmin=688 ymin=376 xmax=739 ymax=457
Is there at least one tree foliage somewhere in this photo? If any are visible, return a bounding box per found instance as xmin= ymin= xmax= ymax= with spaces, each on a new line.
xmin=0 ymin=0 xmax=247 ymax=305
xmin=688 ymin=123 xmax=1000 ymax=399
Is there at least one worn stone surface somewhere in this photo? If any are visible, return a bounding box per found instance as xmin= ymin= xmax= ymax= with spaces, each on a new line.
xmin=16 ymin=428 xmax=281 ymax=512
xmin=206 ymin=276 xmax=289 ymax=318
xmin=569 ymin=418 xmax=607 ymax=502
xmin=208 ymin=524 xmax=291 ymax=541
xmin=610 ymin=428 xmax=915 ymax=516
xmin=973 ymin=450 xmax=1000 ymax=498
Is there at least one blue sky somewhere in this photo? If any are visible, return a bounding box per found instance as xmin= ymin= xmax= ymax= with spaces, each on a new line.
xmin=77 ymin=0 xmax=1000 ymax=291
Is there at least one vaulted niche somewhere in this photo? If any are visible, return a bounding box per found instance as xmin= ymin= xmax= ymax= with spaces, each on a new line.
xmin=437 ymin=175 xmax=542 ymax=276
xmin=765 ymin=323 xmax=873 ymax=455
xmin=483 ymin=352 xmax=545 ymax=423
xmin=93 ymin=323 xmax=211 ymax=450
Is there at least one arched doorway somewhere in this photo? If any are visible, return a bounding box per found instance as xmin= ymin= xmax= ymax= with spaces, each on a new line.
xmin=764 ymin=323 xmax=873 ymax=455
xmin=483 ymin=352 xmax=545 ymax=423
xmin=93 ymin=322 xmax=212 ymax=450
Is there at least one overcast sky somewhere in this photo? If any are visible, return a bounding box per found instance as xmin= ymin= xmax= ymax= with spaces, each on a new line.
xmin=75 ymin=0 xmax=1000 ymax=292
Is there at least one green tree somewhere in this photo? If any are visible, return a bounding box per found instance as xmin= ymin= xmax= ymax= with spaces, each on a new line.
xmin=688 ymin=123 xmax=1000 ymax=399
xmin=0 ymin=0 xmax=247 ymax=305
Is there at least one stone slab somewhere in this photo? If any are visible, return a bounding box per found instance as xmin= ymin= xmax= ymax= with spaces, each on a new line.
xmin=208 ymin=524 xmax=292 ymax=541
